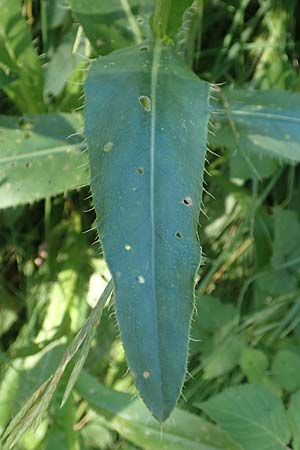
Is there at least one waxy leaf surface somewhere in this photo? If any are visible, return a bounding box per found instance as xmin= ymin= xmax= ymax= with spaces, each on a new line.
xmin=85 ymin=43 xmax=210 ymax=420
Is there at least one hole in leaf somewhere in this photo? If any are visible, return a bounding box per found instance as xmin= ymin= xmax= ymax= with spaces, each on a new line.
xmin=175 ymin=232 xmax=182 ymax=239
xmin=139 ymin=96 xmax=151 ymax=112
xmin=143 ymin=370 xmax=151 ymax=379
xmin=183 ymin=196 xmax=193 ymax=207
xmin=136 ymin=167 xmax=144 ymax=175
xmin=125 ymin=244 xmax=131 ymax=251
xmin=104 ymin=142 xmax=113 ymax=152
xmin=137 ymin=275 xmax=145 ymax=284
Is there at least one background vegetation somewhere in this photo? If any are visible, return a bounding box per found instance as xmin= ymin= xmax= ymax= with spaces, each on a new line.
xmin=0 ymin=0 xmax=300 ymax=449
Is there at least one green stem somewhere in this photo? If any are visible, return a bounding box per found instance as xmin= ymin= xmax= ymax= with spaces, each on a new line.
xmin=41 ymin=0 xmax=48 ymax=52
xmin=153 ymin=0 xmax=172 ymax=39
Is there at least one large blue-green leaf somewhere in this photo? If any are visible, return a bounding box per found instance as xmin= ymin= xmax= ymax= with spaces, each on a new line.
xmin=0 ymin=88 xmax=299 ymax=210
xmin=85 ymin=42 xmax=210 ymax=420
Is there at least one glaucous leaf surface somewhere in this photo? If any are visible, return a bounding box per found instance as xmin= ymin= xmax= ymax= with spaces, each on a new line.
xmin=85 ymin=42 xmax=210 ymax=420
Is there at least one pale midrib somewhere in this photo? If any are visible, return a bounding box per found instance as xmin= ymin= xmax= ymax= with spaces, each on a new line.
xmin=0 ymin=144 xmax=81 ymax=164
xmin=150 ymin=41 xmax=163 ymax=399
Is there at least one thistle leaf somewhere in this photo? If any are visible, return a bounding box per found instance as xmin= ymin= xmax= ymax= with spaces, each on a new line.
xmin=85 ymin=42 xmax=210 ymax=421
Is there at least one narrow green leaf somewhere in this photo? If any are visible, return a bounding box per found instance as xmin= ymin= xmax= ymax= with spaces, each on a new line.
xmin=0 ymin=0 xmax=45 ymax=112
xmin=45 ymin=390 xmax=79 ymax=450
xmin=199 ymin=384 xmax=291 ymax=450
xmin=85 ymin=42 xmax=210 ymax=421
xmin=77 ymin=371 xmax=242 ymax=450
xmin=211 ymin=89 xmax=300 ymax=163
xmin=0 ymin=113 xmax=88 ymax=209
xmin=271 ymin=208 xmax=300 ymax=271
xmin=0 ymin=70 xmax=18 ymax=89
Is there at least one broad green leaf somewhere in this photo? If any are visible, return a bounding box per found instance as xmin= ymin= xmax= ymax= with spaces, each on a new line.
xmin=85 ymin=42 xmax=210 ymax=420
xmin=271 ymin=350 xmax=300 ymax=392
xmin=200 ymin=384 xmax=291 ymax=450
xmin=77 ymin=371 xmax=242 ymax=450
xmin=68 ymin=0 xmax=152 ymax=54
xmin=288 ymin=391 xmax=300 ymax=450
xmin=211 ymin=89 xmax=300 ymax=164
xmin=44 ymin=36 xmax=85 ymax=98
xmin=0 ymin=113 xmax=89 ymax=209
xmin=0 ymin=0 xmax=45 ymax=112
xmin=239 ymin=348 xmax=268 ymax=384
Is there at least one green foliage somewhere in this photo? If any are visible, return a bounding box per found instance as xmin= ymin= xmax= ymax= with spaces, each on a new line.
xmin=68 ymin=0 xmax=152 ymax=53
xmin=0 ymin=114 xmax=88 ymax=208
xmin=200 ymin=384 xmax=291 ymax=450
xmin=0 ymin=0 xmax=45 ymax=112
xmin=211 ymin=89 xmax=300 ymax=173
xmin=288 ymin=391 xmax=300 ymax=450
xmin=0 ymin=0 xmax=300 ymax=449
xmin=77 ymin=371 xmax=242 ymax=450
xmin=271 ymin=350 xmax=300 ymax=392
xmin=240 ymin=348 xmax=268 ymax=383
